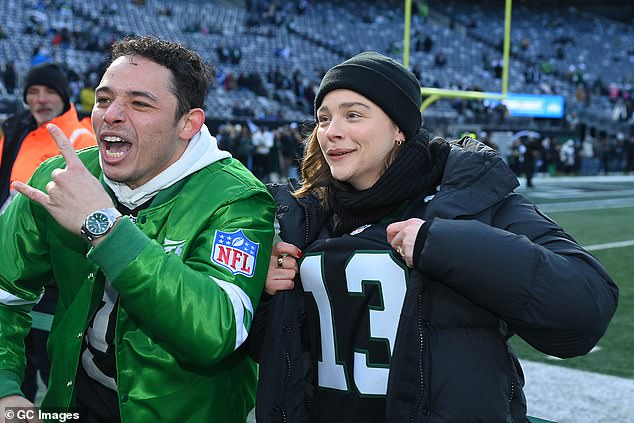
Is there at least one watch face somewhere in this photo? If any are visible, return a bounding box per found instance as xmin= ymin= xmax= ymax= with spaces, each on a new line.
xmin=86 ymin=212 xmax=111 ymax=236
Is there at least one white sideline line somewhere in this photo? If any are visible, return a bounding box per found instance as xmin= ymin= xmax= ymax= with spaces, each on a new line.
xmin=545 ymin=346 xmax=601 ymax=360
xmin=585 ymin=240 xmax=634 ymax=251
xmin=521 ymin=359 xmax=634 ymax=423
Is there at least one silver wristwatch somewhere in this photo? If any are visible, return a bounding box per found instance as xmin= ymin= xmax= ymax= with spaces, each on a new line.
xmin=80 ymin=208 xmax=122 ymax=241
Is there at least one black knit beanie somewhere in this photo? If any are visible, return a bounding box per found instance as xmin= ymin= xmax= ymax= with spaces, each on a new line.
xmin=314 ymin=51 xmax=422 ymax=140
xmin=23 ymin=63 xmax=71 ymax=112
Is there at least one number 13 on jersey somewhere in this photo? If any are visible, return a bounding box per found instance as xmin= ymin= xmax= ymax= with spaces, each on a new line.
xmin=300 ymin=252 xmax=408 ymax=396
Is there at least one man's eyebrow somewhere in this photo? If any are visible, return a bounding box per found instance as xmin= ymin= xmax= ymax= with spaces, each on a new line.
xmin=128 ymin=90 xmax=159 ymax=102
xmin=95 ymin=86 xmax=112 ymax=95
xmin=94 ymin=87 xmax=159 ymax=103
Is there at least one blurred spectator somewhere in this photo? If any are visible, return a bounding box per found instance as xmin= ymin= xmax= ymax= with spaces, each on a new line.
xmin=216 ymin=122 xmax=238 ymax=153
xmin=157 ymin=5 xmax=172 ymax=17
xmin=230 ymin=46 xmax=242 ymax=65
xmin=580 ymin=133 xmax=598 ymax=175
xmin=224 ymin=72 xmax=237 ymax=91
xmin=625 ymin=133 xmax=634 ymax=174
xmin=492 ymin=59 xmax=503 ymax=79
xmin=540 ymin=60 xmax=553 ymax=75
xmin=540 ymin=136 xmax=558 ymax=176
xmin=416 ymin=1 xmax=429 ymax=21
xmin=78 ymin=79 xmax=96 ymax=116
xmin=252 ymin=125 xmax=273 ymax=181
xmin=216 ymin=44 xmax=230 ymax=63
xmin=235 ymin=124 xmax=254 ymax=169
xmin=30 ymin=45 xmax=52 ymax=66
xmin=269 ymin=127 xmax=282 ymax=182
xmin=608 ymin=83 xmax=620 ymax=102
xmin=493 ymin=102 xmax=509 ymax=124
xmin=597 ymin=132 xmax=611 ymax=175
xmin=434 ymin=51 xmax=447 ymax=67
xmin=232 ymin=100 xmax=255 ymax=118
xmin=518 ymin=136 xmax=540 ymax=187
xmin=289 ymin=122 xmax=304 ymax=179
xmin=1 ymin=60 xmax=17 ymax=94
xmin=566 ymin=110 xmax=580 ymax=130
xmin=615 ymin=132 xmax=627 ymax=173
xmin=524 ymin=63 xmax=541 ymax=84
xmin=625 ymin=134 xmax=634 ymax=174
xmin=612 ymin=98 xmax=628 ymax=121
xmin=278 ymin=124 xmax=298 ymax=180
xmin=559 ymin=139 xmax=576 ymax=175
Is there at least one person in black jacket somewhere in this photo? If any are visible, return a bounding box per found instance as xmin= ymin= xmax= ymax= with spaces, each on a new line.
xmin=247 ymin=51 xmax=618 ymax=423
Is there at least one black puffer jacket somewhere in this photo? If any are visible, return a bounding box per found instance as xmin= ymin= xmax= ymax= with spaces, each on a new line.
xmin=249 ymin=138 xmax=618 ymax=423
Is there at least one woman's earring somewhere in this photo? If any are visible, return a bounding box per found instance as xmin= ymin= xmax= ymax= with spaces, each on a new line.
xmin=395 ymin=139 xmax=404 ymax=147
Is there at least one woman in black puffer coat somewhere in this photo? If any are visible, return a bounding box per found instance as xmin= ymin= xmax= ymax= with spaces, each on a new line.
xmin=246 ymin=51 xmax=618 ymax=423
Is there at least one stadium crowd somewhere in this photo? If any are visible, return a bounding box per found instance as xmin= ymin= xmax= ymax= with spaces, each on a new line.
xmin=0 ymin=0 xmax=633 ymax=181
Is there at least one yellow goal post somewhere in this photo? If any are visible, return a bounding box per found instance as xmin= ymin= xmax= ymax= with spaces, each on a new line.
xmin=402 ymin=0 xmax=513 ymax=114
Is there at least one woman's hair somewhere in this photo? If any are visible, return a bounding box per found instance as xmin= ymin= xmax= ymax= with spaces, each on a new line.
xmin=110 ymin=35 xmax=215 ymax=121
xmin=293 ymin=124 xmax=404 ymax=204
xmin=292 ymin=127 xmax=330 ymax=200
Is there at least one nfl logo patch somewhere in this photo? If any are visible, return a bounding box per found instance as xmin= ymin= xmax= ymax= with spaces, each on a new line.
xmin=211 ymin=229 xmax=259 ymax=277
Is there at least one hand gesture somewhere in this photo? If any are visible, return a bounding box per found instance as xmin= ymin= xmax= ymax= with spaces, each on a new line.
xmin=13 ymin=124 xmax=114 ymax=236
xmin=386 ymin=218 xmax=425 ymax=268
xmin=265 ymin=241 xmax=302 ymax=295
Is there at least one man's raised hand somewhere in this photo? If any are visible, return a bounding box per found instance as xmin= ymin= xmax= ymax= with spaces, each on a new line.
xmin=13 ymin=124 xmax=114 ymax=236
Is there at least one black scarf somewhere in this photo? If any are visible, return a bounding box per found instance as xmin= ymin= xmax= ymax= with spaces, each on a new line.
xmin=328 ymin=132 xmax=450 ymax=236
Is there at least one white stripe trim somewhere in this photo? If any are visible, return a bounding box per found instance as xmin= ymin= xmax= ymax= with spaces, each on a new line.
xmin=69 ymin=128 xmax=91 ymax=146
xmin=0 ymin=288 xmax=41 ymax=306
xmin=81 ymin=348 xmax=118 ymax=391
xmin=211 ymin=277 xmax=253 ymax=350
xmin=585 ymin=240 xmax=634 ymax=252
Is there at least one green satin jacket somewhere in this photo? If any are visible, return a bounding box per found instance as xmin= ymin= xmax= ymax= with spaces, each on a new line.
xmin=0 ymin=147 xmax=276 ymax=422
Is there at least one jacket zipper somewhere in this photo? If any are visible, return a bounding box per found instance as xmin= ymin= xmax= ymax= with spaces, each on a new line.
xmin=282 ymin=324 xmax=293 ymax=387
xmin=506 ymin=345 xmax=516 ymax=405
xmin=498 ymin=321 xmax=516 ymax=406
xmin=302 ymin=205 xmax=310 ymax=245
xmin=300 ymin=198 xmax=312 ymax=422
xmin=275 ymin=323 xmax=293 ymax=423
xmin=285 ymin=179 xmax=311 ymax=247
xmin=409 ymin=290 xmax=426 ymax=422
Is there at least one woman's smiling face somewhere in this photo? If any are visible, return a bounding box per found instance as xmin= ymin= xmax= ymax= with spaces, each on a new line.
xmin=316 ymin=89 xmax=402 ymax=190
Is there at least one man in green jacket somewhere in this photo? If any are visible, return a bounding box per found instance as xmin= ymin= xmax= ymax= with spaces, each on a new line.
xmin=0 ymin=35 xmax=275 ymax=422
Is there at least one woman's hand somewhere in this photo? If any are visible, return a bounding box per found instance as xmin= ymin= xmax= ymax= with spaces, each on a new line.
xmin=386 ymin=218 xmax=425 ymax=268
xmin=265 ymin=241 xmax=303 ymax=295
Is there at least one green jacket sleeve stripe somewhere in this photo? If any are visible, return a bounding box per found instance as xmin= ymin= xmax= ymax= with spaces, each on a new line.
xmin=212 ymin=277 xmax=254 ymax=350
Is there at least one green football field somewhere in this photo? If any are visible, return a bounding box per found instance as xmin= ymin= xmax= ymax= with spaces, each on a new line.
xmin=510 ymin=177 xmax=634 ymax=380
